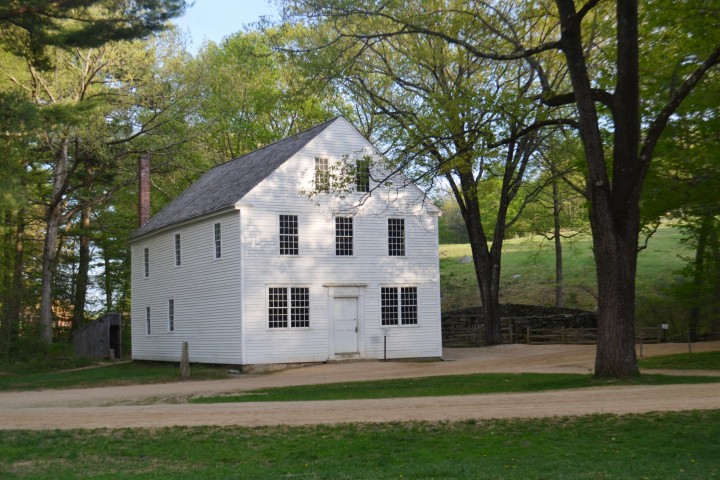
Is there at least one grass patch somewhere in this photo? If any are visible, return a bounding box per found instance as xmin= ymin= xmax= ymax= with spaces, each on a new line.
xmin=0 ymin=362 xmax=230 ymax=392
xmin=190 ymin=372 xmax=720 ymax=404
xmin=640 ymin=350 xmax=720 ymax=370
xmin=1 ymin=411 xmax=718 ymax=479
xmin=440 ymin=226 xmax=690 ymax=326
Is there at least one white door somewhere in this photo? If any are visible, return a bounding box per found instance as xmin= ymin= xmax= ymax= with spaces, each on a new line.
xmin=333 ymin=297 xmax=358 ymax=354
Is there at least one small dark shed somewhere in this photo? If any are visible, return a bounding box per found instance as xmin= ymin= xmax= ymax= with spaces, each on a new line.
xmin=72 ymin=312 xmax=122 ymax=359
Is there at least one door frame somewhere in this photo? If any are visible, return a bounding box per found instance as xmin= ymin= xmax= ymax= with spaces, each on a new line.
xmin=325 ymin=284 xmax=366 ymax=358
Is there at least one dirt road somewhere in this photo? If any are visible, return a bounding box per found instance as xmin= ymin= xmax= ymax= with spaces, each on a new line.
xmin=1 ymin=342 xmax=719 ymax=430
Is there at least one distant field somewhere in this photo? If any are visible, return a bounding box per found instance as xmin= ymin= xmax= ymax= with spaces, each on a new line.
xmin=440 ymin=226 xmax=690 ymax=327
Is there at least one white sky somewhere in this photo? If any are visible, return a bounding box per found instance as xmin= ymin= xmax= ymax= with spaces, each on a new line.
xmin=173 ymin=0 xmax=279 ymax=53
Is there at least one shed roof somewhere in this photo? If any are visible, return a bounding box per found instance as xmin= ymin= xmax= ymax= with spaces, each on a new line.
xmin=130 ymin=117 xmax=339 ymax=239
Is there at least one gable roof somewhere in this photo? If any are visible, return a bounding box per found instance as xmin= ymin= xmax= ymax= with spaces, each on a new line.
xmin=130 ymin=117 xmax=339 ymax=239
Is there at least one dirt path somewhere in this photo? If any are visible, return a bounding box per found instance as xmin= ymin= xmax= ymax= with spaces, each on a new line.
xmin=1 ymin=342 xmax=719 ymax=430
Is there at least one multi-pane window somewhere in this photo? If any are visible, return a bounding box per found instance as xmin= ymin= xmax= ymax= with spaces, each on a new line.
xmin=388 ymin=218 xmax=405 ymax=256
xmin=174 ymin=234 xmax=182 ymax=266
xmin=356 ymin=159 xmax=370 ymax=193
xmin=143 ymin=248 xmax=149 ymax=277
xmin=335 ymin=217 xmax=353 ymax=256
xmin=214 ymin=222 xmax=222 ymax=259
xmin=168 ymin=299 xmax=175 ymax=332
xmin=268 ymin=287 xmax=310 ymax=328
xmin=315 ymin=157 xmax=329 ymax=191
xmin=381 ymin=287 xmax=418 ymax=325
xmin=146 ymin=306 xmax=151 ymax=335
xmin=279 ymin=215 xmax=299 ymax=255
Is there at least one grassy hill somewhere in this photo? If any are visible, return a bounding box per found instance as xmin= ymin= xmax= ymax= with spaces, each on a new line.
xmin=440 ymin=226 xmax=691 ymax=329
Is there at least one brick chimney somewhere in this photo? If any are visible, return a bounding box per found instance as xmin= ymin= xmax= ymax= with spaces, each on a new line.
xmin=138 ymin=154 xmax=151 ymax=227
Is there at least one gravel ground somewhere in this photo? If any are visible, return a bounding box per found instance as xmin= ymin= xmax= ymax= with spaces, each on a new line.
xmin=1 ymin=342 xmax=719 ymax=430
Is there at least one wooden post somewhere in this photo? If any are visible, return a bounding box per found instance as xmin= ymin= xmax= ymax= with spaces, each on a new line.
xmin=180 ymin=341 xmax=190 ymax=379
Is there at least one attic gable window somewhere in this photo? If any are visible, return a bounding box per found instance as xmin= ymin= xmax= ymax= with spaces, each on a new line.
xmin=356 ymin=159 xmax=370 ymax=193
xmin=279 ymin=215 xmax=299 ymax=255
xmin=314 ymin=157 xmax=329 ymax=192
xmin=268 ymin=287 xmax=310 ymax=328
xmin=381 ymin=286 xmax=418 ymax=326
xmin=335 ymin=217 xmax=353 ymax=256
xmin=388 ymin=218 xmax=405 ymax=256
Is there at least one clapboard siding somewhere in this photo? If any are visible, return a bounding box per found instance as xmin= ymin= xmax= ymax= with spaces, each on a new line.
xmin=131 ymin=117 xmax=441 ymax=366
xmin=131 ymin=211 xmax=243 ymax=363
xmin=239 ymin=118 xmax=441 ymax=364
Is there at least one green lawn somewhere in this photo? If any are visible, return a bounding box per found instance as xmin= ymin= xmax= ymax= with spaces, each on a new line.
xmin=190 ymin=372 xmax=720 ymax=404
xmin=2 ymin=411 xmax=718 ymax=479
xmin=640 ymin=350 xmax=720 ymax=370
xmin=0 ymin=362 xmax=229 ymax=392
xmin=440 ymin=226 xmax=690 ymax=327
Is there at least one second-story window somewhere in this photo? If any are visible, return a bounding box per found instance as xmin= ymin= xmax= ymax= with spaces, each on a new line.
xmin=168 ymin=299 xmax=175 ymax=332
xmin=388 ymin=218 xmax=405 ymax=256
xmin=279 ymin=214 xmax=299 ymax=255
xmin=143 ymin=247 xmax=149 ymax=277
xmin=335 ymin=217 xmax=353 ymax=256
xmin=214 ymin=222 xmax=222 ymax=259
xmin=174 ymin=234 xmax=181 ymax=266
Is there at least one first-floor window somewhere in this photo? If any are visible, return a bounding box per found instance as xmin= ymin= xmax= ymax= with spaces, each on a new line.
xmin=168 ymin=299 xmax=175 ymax=332
xmin=146 ymin=306 xmax=151 ymax=335
xmin=268 ymin=287 xmax=310 ymax=328
xmin=381 ymin=286 xmax=418 ymax=325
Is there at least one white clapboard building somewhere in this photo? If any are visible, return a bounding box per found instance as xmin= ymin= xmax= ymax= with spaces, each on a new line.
xmin=130 ymin=117 xmax=442 ymax=368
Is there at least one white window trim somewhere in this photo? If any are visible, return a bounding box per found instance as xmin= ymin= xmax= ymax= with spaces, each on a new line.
xmin=213 ymin=222 xmax=222 ymax=259
xmin=266 ymin=285 xmax=311 ymax=330
xmin=168 ymin=299 xmax=175 ymax=333
xmin=387 ymin=217 xmax=406 ymax=257
xmin=278 ymin=213 xmax=300 ymax=256
xmin=335 ymin=216 xmax=354 ymax=256
xmin=174 ymin=233 xmax=182 ymax=267
xmin=380 ymin=285 xmax=419 ymax=327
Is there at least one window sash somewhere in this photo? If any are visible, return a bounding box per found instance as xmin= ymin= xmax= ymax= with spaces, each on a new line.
xmin=269 ymin=287 xmax=310 ymax=328
xmin=143 ymin=248 xmax=149 ymax=277
xmin=381 ymin=286 xmax=417 ymax=326
xmin=174 ymin=234 xmax=181 ymax=266
xmin=355 ymin=159 xmax=370 ymax=193
xmin=168 ymin=299 xmax=175 ymax=332
xmin=388 ymin=218 xmax=405 ymax=256
xmin=279 ymin=215 xmax=299 ymax=255
xmin=146 ymin=306 xmax=151 ymax=335
xmin=214 ymin=223 xmax=222 ymax=259
xmin=314 ymin=157 xmax=329 ymax=191
xmin=335 ymin=217 xmax=353 ymax=256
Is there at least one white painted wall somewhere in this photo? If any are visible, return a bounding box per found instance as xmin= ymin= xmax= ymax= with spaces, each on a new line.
xmin=131 ymin=118 xmax=442 ymax=366
xmin=130 ymin=210 xmax=243 ymax=363
xmin=239 ymin=118 xmax=442 ymax=364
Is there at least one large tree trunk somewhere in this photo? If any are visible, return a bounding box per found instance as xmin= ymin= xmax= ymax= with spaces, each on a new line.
xmin=552 ymin=178 xmax=564 ymax=308
xmin=688 ymin=217 xmax=711 ymax=342
xmin=39 ymin=138 xmax=70 ymax=345
xmin=73 ymin=206 xmax=91 ymax=330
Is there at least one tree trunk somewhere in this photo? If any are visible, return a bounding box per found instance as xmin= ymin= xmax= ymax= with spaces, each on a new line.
xmin=104 ymin=253 xmax=113 ymax=312
xmin=39 ymin=137 xmax=70 ymax=345
xmin=73 ymin=206 xmax=91 ymax=330
xmin=688 ymin=217 xmax=710 ymax=342
xmin=467 ymin=221 xmax=503 ymax=346
xmin=552 ymin=178 xmax=564 ymax=308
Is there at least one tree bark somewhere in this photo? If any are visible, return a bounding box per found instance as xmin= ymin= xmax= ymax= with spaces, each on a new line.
xmin=72 ymin=205 xmax=91 ymax=330
xmin=688 ymin=217 xmax=710 ymax=342
xmin=39 ymin=137 xmax=70 ymax=344
xmin=552 ymin=178 xmax=564 ymax=308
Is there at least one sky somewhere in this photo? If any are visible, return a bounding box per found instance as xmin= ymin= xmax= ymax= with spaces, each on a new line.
xmin=173 ymin=1 xmax=279 ymax=53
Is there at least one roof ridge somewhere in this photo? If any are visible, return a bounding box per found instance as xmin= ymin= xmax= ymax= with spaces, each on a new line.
xmin=208 ymin=116 xmax=340 ymax=171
